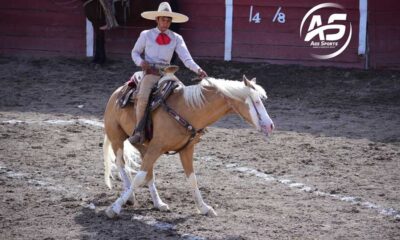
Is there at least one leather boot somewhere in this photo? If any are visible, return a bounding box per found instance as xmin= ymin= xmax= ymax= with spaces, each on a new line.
xmin=128 ymin=98 xmax=148 ymax=144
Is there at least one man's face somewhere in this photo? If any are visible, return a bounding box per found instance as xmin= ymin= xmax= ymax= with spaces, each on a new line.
xmin=157 ymin=17 xmax=172 ymax=32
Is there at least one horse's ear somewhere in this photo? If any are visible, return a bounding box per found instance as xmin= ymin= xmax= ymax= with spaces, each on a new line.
xmin=243 ymin=75 xmax=250 ymax=86
xmin=243 ymin=75 xmax=256 ymax=89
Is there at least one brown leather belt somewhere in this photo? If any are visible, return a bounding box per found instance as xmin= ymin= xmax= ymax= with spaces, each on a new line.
xmin=145 ymin=68 xmax=161 ymax=76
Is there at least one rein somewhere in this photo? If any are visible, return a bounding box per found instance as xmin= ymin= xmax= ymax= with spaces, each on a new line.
xmin=224 ymin=95 xmax=262 ymax=123
xmin=250 ymin=99 xmax=262 ymax=121
xmin=160 ymin=100 xmax=204 ymax=155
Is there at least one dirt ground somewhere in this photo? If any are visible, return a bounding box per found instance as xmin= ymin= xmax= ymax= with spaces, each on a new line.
xmin=0 ymin=55 xmax=399 ymax=240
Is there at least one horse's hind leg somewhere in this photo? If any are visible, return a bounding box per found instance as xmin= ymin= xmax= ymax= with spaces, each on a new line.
xmin=179 ymin=145 xmax=217 ymax=217
xmin=115 ymin=148 xmax=139 ymax=206
xmin=106 ymin=141 xmax=167 ymax=216
xmin=105 ymin=134 xmax=137 ymax=218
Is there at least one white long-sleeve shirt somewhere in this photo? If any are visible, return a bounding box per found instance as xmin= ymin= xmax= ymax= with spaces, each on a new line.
xmin=131 ymin=28 xmax=201 ymax=73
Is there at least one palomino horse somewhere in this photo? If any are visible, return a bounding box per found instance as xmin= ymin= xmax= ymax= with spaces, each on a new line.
xmin=103 ymin=75 xmax=274 ymax=218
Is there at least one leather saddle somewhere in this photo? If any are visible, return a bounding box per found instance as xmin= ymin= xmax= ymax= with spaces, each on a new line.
xmin=117 ymin=66 xmax=182 ymax=142
xmin=118 ymin=65 xmax=180 ymax=108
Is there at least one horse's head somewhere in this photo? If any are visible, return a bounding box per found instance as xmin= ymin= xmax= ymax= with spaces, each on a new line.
xmin=228 ymin=75 xmax=274 ymax=137
xmin=182 ymin=76 xmax=274 ymax=137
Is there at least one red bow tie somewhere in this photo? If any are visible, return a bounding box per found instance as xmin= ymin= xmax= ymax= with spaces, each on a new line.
xmin=156 ymin=33 xmax=171 ymax=45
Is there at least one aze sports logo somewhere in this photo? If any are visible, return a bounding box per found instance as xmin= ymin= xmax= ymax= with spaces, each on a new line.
xmin=300 ymin=3 xmax=352 ymax=60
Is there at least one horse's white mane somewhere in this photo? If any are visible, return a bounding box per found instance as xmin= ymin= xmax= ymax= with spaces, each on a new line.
xmin=183 ymin=77 xmax=267 ymax=109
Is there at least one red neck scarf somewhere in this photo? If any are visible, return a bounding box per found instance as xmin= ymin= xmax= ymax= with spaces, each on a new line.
xmin=156 ymin=33 xmax=171 ymax=45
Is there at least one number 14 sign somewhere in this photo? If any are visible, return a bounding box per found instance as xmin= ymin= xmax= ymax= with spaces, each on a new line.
xmin=249 ymin=5 xmax=286 ymax=24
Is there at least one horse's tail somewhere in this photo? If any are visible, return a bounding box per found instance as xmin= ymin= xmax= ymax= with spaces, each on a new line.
xmin=103 ymin=134 xmax=114 ymax=189
xmin=123 ymin=141 xmax=141 ymax=173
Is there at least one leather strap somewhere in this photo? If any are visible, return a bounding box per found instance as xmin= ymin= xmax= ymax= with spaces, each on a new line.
xmin=145 ymin=68 xmax=161 ymax=76
xmin=160 ymin=100 xmax=204 ymax=155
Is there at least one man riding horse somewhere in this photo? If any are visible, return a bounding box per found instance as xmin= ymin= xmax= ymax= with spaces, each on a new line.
xmin=102 ymin=2 xmax=274 ymax=219
xmin=128 ymin=2 xmax=208 ymax=144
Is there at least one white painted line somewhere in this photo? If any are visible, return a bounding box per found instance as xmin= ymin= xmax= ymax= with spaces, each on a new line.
xmin=181 ymin=235 xmax=206 ymax=240
xmin=77 ymin=119 xmax=104 ymax=128
xmin=1 ymin=166 xmax=69 ymax=193
xmin=132 ymin=215 xmax=175 ymax=231
xmin=227 ymin=164 xmax=400 ymax=219
xmin=2 ymin=120 xmax=24 ymax=124
xmin=2 ymin=118 xmax=104 ymax=128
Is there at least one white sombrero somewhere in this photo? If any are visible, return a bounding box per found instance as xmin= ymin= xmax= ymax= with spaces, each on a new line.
xmin=141 ymin=2 xmax=189 ymax=23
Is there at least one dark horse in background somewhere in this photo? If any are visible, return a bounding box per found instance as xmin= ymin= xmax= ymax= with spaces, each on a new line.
xmin=82 ymin=0 xmax=180 ymax=64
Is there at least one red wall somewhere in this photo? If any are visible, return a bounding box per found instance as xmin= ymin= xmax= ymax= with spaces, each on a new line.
xmin=231 ymin=0 xmax=364 ymax=68
xmin=0 ymin=0 xmax=85 ymax=56
xmin=132 ymin=0 xmax=365 ymax=67
xmin=368 ymin=0 xmax=400 ymax=69
xmin=0 ymin=0 xmax=398 ymax=69
xmin=179 ymin=0 xmax=225 ymax=59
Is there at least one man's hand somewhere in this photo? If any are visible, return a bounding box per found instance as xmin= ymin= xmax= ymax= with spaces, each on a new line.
xmin=198 ymin=68 xmax=208 ymax=79
xmin=140 ymin=60 xmax=150 ymax=71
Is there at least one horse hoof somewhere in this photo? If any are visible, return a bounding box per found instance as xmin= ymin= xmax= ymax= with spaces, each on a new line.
xmin=198 ymin=205 xmax=217 ymax=217
xmin=105 ymin=206 xmax=118 ymax=218
xmin=206 ymin=208 xmax=217 ymax=217
xmin=156 ymin=203 xmax=170 ymax=211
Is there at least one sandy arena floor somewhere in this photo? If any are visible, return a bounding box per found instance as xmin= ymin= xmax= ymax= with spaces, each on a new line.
xmin=0 ymin=56 xmax=399 ymax=239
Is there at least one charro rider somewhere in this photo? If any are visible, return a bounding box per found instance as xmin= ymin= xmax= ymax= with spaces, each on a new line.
xmin=128 ymin=2 xmax=208 ymax=144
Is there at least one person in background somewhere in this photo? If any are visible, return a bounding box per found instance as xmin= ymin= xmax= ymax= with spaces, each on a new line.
xmin=99 ymin=0 xmax=119 ymax=30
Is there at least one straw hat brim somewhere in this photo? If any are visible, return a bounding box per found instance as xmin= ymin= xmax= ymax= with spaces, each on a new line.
xmin=141 ymin=11 xmax=189 ymax=23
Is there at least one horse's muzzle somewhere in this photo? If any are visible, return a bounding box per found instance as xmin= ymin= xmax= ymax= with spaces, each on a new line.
xmin=260 ymin=122 xmax=274 ymax=136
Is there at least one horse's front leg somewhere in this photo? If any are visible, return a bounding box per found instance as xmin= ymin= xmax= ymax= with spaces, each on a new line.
xmin=148 ymin=172 xmax=170 ymax=211
xmin=136 ymin=147 xmax=169 ymax=211
xmin=179 ymin=145 xmax=217 ymax=217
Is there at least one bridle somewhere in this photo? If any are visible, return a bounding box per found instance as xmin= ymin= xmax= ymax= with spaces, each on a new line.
xmin=224 ymin=95 xmax=263 ymax=124
xmin=249 ymin=98 xmax=263 ymax=121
